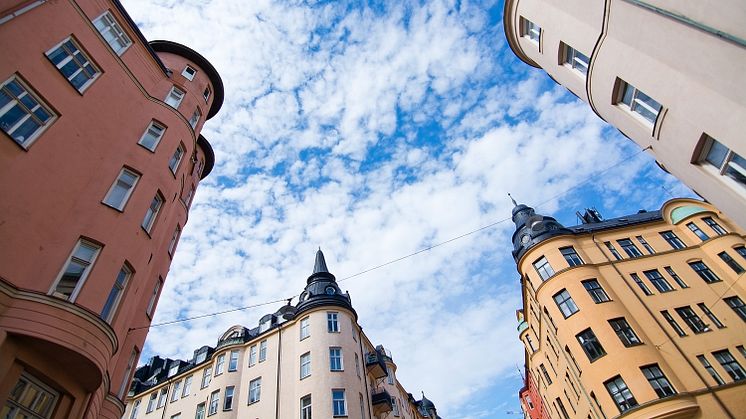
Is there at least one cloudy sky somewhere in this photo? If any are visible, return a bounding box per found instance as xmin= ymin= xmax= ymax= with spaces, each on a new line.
xmin=123 ymin=0 xmax=695 ymax=417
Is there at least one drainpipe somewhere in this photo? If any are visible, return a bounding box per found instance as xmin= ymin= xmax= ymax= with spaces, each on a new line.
xmin=591 ymin=235 xmax=734 ymax=418
xmin=275 ymin=322 xmax=283 ymax=419
xmin=357 ymin=327 xmax=373 ymax=419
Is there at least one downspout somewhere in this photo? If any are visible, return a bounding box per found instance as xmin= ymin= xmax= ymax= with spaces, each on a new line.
xmin=591 ymin=235 xmax=735 ymax=418
xmin=159 ymin=381 xmax=171 ymax=419
xmin=275 ymin=322 xmax=283 ymax=419
xmin=585 ymin=0 xmax=612 ymax=122
xmin=358 ymin=328 xmax=373 ymax=419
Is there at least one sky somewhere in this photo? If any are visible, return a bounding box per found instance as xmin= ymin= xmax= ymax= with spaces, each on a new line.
xmin=122 ymin=0 xmax=696 ymax=417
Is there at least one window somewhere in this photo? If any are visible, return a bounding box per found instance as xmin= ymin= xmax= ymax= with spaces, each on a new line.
xmin=525 ymin=335 xmax=536 ymax=353
xmin=724 ymin=296 xmax=746 ymax=321
xmin=689 ymin=261 xmax=721 ymax=283
xmin=359 ymin=393 xmax=365 ymax=419
xmin=119 ymin=348 xmax=139 ymax=399
xmin=555 ymin=397 xmax=570 ymax=419
xmin=661 ymin=310 xmax=686 ymax=337
xmin=582 ymin=279 xmax=610 ymax=303
xmin=697 ymin=303 xmax=724 ymax=329
xmin=182 ymin=375 xmax=192 ymax=397
xmin=130 ymin=400 xmax=140 ymax=419
xmin=300 ymin=352 xmax=311 ymax=378
xmin=93 ymin=11 xmax=132 ymax=54
xmin=533 ymin=256 xmax=555 ymax=281
xmin=328 ymin=312 xmax=340 ymax=332
xmin=617 ymin=238 xmax=642 ymax=258
xmin=735 ymin=246 xmax=746 ymax=260
xmin=540 ymin=364 xmax=552 ymax=384
xmin=202 ymin=86 xmax=211 ymax=103
xmin=0 ymin=76 xmax=55 ymax=148
xmin=168 ymin=225 xmax=182 ymax=256
xmin=165 ymin=86 xmax=185 ymax=108
xmin=636 ymin=236 xmax=655 ymax=254
xmin=4 ymin=373 xmax=59 ymax=419
xmin=660 ymin=231 xmax=686 ymax=250
xmin=393 ymin=398 xmax=400 ymax=416
xmin=604 ymin=375 xmax=637 ymax=413
xmin=141 ymin=192 xmax=164 ymax=232
xmin=300 ymin=316 xmax=310 ymax=339
xmin=259 ymin=340 xmax=267 ymax=362
xmin=138 ymin=121 xmax=166 ymax=151
xmin=248 ymin=345 xmax=257 ymax=367
xmin=171 ymin=381 xmax=181 ymax=402
xmin=604 ymin=241 xmax=622 ymax=260
xmin=565 ymin=345 xmax=581 ymax=374
xmin=168 ymin=363 xmax=179 ymax=377
xmin=576 ymin=328 xmax=605 ymax=361
xmin=190 ymin=108 xmax=201 ymax=128
xmin=553 ymin=289 xmax=579 ymax=318
xmin=738 ymin=345 xmax=746 ymax=359
xmin=102 ymin=168 xmax=139 ymax=210
xmin=608 ymin=318 xmax=641 ymax=347
xmin=712 ymin=350 xmax=746 ymax=381
xmin=355 ymin=353 xmax=360 ymax=377
xmin=51 ymin=239 xmax=101 ymax=300
xmin=146 ymin=278 xmax=162 ymax=318
xmin=200 ymin=367 xmax=211 ymax=389
xmin=560 ymin=246 xmax=583 ymax=267
xmin=223 ymin=386 xmax=234 ymax=411
xmin=208 ymin=390 xmax=219 ymax=415
xmin=182 ymin=66 xmax=197 ymax=81
xmin=697 ymin=354 xmax=725 ymax=385
xmin=641 ymin=365 xmax=676 ymax=398
xmin=665 ymin=266 xmax=688 ymax=288
xmin=215 ymin=354 xmax=225 ymax=375
xmin=630 ymin=273 xmax=653 ymax=295
xmin=170 ymin=415 xmax=180 ymax=419
xmin=700 ymin=136 xmax=745 ymax=189
xmin=169 ymin=144 xmax=186 ymax=174
xmin=147 ymin=393 xmax=157 ymax=413
xmin=562 ymin=43 xmax=589 ymax=75
xmin=703 ymin=216 xmax=728 ymax=235
xmin=332 ymin=389 xmax=347 ymax=416
xmin=675 ymin=306 xmax=708 ymax=334
xmin=157 ymin=388 xmax=168 ymax=408
xmin=101 ymin=263 xmax=131 ymax=322
xmin=248 ymin=378 xmax=261 ymax=404
xmin=521 ymin=17 xmax=540 ymax=43
xmin=300 ymin=395 xmax=312 ymax=419
xmin=618 ymin=80 xmax=661 ymax=124
xmin=183 ymin=184 xmax=195 ymax=207
xmin=227 ymin=350 xmax=239 ymax=371
xmin=195 ymin=403 xmax=205 ymax=419
xmin=46 ymin=38 xmax=99 ymax=92
xmin=330 ymin=347 xmax=343 ymax=371
xmin=643 ymin=269 xmax=673 ymax=292
xmin=687 ymin=222 xmax=710 ymax=241
xmin=719 ymin=251 xmax=745 ymax=274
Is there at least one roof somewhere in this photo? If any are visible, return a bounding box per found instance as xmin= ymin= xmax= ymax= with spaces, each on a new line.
xmin=568 ymin=210 xmax=663 ymax=234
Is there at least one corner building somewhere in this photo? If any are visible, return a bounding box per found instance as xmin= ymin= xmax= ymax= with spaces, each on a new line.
xmin=0 ymin=1 xmax=224 ymax=418
xmin=122 ymin=250 xmax=441 ymax=419
xmin=513 ymin=198 xmax=746 ymax=418
xmin=503 ymin=1 xmax=746 ymax=229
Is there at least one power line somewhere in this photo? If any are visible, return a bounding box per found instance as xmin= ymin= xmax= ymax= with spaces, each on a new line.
xmin=131 ymin=145 xmax=652 ymax=331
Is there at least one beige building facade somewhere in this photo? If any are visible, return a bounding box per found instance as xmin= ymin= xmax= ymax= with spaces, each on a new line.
xmin=122 ymin=250 xmax=440 ymax=419
xmin=503 ymin=0 xmax=746 ymax=229
xmin=513 ymin=198 xmax=746 ymax=418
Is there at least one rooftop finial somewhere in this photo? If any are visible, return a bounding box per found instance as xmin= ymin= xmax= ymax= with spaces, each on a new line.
xmin=313 ymin=248 xmax=329 ymax=274
xmin=508 ymin=193 xmax=518 ymax=207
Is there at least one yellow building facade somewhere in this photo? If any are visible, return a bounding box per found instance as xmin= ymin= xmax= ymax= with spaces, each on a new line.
xmin=514 ymin=198 xmax=746 ymax=418
xmin=122 ymin=250 xmax=440 ymax=419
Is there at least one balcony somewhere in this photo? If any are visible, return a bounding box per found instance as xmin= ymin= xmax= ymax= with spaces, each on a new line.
xmin=371 ymin=388 xmax=393 ymax=416
xmin=365 ymin=349 xmax=388 ymax=379
xmin=517 ymin=320 xmax=528 ymax=334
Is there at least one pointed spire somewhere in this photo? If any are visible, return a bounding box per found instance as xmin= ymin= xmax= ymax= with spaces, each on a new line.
xmin=313 ymin=247 xmax=329 ymax=274
xmin=508 ymin=193 xmax=518 ymax=207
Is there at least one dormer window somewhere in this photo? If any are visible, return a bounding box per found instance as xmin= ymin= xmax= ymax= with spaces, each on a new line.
xmin=259 ymin=318 xmax=271 ymax=333
xmin=182 ymin=65 xmax=197 ymax=81
xmin=325 ymin=286 xmax=336 ymax=295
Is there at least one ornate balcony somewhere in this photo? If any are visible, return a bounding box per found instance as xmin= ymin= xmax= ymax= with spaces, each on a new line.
xmin=365 ymin=348 xmax=388 ymax=379
xmin=371 ymin=388 xmax=393 ymax=416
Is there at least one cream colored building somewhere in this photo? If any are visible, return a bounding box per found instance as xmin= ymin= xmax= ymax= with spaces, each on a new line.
xmin=503 ymin=0 xmax=746 ymax=229
xmin=513 ymin=198 xmax=746 ymax=418
xmin=122 ymin=250 xmax=440 ymax=419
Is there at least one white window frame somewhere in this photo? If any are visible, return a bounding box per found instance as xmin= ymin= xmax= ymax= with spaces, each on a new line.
xmin=259 ymin=340 xmax=267 ymax=362
xmin=101 ymin=263 xmax=132 ymax=322
xmin=617 ymin=79 xmax=662 ymax=125
xmin=50 ymin=239 xmax=101 ymax=301
xmin=169 ymin=143 xmax=186 ymax=174
xmin=5 ymin=372 xmax=60 ymax=419
xmin=203 ymin=86 xmax=211 ymax=102
xmin=332 ymin=389 xmax=347 ymax=417
xmin=138 ymin=120 xmax=166 ymax=151
xmin=521 ymin=17 xmax=541 ymax=43
xmin=146 ymin=278 xmax=162 ymax=318
xmin=327 ymin=312 xmax=339 ymax=332
xmin=146 ymin=393 xmax=157 ymax=413
xmin=329 ymin=347 xmax=343 ymax=371
xmin=93 ymin=11 xmax=132 ymax=55
xmin=45 ymin=37 xmax=100 ymax=92
xmin=201 ymin=367 xmax=212 ymax=389
xmin=182 ymin=65 xmax=197 ymax=81
xmin=170 ymin=381 xmax=181 ymax=402
xmin=248 ymin=378 xmax=261 ymax=404
xmin=228 ymin=350 xmax=239 ymax=372
xmin=141 ymin=192 xmax=164 ymax=233
xmin=102 ymin=168 xmax=139 ymax=210
xmin=300 ymin=316 xmax=310 ymax=340
xmin=300 ymin=352 xmax=311 ymax=379
xmin=562 ymin=43 xmax=589 ymax=75
xmin=300 ymin=395 xmax=312 ymax=419
xmin=157 ymin=388 xmax=168 ymax=409
xmin=1 ymin=75 xmax=56 ymax=148
xmin=165 ymin=86 xmax=185 ymax=108
xmin=699 ymin=135 xmax=745 ymax=191
xmin=119 ymin=348 xmax=140 ymax=399
xmin=190 ymin=107 xmax=202 ymax=128
xmin=168 ymin=224 xmax=182 ymax=256
xmin=208 ymin=390 xmax=219 ymax=415
xmin=224 ymin=386 xmax=235 ymax=411
xmin=214 ymin=354 xmax=225 ymax=376
xmin=248 ymin=345 xmax=257 ymax=367
xmin=182 ymin=376 xmax=192 ymax=397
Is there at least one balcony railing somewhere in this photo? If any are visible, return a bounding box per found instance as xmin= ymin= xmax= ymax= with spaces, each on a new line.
xmin=371 ymin=388 xmax=393 ymax=415
xmin=517 ymin=320 xmax=528 ymax=334
xmin=365 ymin=349 xmax=388 ymax=379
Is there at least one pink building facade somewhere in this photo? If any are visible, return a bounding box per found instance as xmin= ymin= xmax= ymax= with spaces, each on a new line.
xmin=0 ymin=1 xmax=224 ymax=418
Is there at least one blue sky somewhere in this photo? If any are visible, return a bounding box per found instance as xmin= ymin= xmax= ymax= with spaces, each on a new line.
xmin=123 ymin=0 xmax=695 ymax=417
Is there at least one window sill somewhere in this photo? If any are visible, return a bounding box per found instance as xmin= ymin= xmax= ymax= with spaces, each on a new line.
xmin=101 ymin=201 xmax=126 ymax=212
xmin=137 ymin=142 xmax=157 ymax=153
xmin=248 ymin=400 xmax=260 ymax=406
xmin=300 ymin=375 xmax=310 ymax=380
